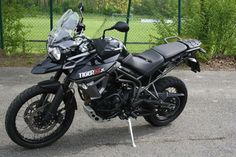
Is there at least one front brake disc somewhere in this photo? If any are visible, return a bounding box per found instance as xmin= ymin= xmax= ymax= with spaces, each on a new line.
xmin=24 ymin=101 xmax=57 ymax=134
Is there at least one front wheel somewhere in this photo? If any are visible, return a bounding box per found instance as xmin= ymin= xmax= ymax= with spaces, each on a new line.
xmin=5 ymin=85 xmax=75 ymax=148
xmin=144 ymin=76 xmax=188 ymax=126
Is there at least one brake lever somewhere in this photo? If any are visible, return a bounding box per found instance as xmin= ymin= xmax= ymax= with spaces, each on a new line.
xmin=199 ymin=48 xmax=206 ymax=54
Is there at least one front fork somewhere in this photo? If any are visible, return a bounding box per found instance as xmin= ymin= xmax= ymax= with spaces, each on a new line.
xmin=38 ymin=71 xmax=71 ymax=119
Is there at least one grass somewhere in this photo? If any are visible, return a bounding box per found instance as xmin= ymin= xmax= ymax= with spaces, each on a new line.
xmin=21 ymin=14 xmax=157 ymax=53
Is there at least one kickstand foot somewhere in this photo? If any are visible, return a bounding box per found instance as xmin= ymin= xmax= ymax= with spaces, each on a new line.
xmin=127 ymin=118 xmax=136 ymax=147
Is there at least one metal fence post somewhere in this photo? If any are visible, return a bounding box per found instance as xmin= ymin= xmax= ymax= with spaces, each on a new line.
xmin=124 ymin=0 xmax=132 ymax=46
xmin=0 ymin=0 xmax=4 ymax=49
xmin=178 ymin=0 xmax=182 ymax=35
xmin=49 ymin=0 xmax=53 ymax=31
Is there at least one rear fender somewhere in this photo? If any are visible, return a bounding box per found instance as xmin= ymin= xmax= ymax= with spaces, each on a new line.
xmin=186 ymin=58 xmax=201 ymax=73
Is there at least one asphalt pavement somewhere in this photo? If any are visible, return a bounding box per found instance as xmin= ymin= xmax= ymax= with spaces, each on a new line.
xmin=0 ymin=67 xmax=235 ymax=157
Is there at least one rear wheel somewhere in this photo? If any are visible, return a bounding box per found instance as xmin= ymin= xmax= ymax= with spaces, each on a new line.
xmin=144 ymin=76 xmax=188 ymax=126
xmin=5 ymin=85 xmax=75 ymax=148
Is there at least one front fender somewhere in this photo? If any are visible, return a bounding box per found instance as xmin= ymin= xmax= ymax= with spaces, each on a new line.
xmin=31 ymin=57 xmax=62 ymax=74
xmin=38 ymin=79 xmax=61 ymax=91
xmin=38 ymin=79 xmax=77 ymax=110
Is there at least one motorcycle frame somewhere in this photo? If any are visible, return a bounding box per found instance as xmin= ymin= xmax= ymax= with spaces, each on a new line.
xmin=115 ymin=48 xmax=200 ymax=101
xmin=39 ymin=46 xmax=200 ymax=117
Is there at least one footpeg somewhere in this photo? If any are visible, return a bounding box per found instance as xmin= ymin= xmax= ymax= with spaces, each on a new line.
xmin=127 ymin=118 xmax=136 ymax=147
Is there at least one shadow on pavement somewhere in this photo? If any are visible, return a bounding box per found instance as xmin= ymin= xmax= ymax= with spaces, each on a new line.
xmin=1 ymin=124 xmax=168 ymax=157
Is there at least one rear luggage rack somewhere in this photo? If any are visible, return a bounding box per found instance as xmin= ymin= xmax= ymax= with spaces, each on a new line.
xmin=179 ymin=39 xmax=202 ymax=49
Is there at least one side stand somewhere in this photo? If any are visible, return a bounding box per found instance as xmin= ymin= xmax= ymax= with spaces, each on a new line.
xmin=127 ymin=118 xmax=136 ymax=147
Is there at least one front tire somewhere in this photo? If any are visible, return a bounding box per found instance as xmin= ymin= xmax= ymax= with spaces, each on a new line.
xmin=144 ymin=76 xmax=188 ymax=126
xmin=5 ymin=85 xmax=75 ymax=148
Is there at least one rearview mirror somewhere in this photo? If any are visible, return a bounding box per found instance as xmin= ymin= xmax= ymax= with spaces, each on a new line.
xmin=78 ymin=3 xmax=84 ymax=23
xmin=112 ymin=21 xmax=129 ymax=33
xmin=78 ymin=3 xmax=84 ymax=12
xmin=102 ymin=21 xmax=129 ymax=39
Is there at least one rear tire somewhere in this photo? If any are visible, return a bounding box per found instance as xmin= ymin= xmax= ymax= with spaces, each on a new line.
xmin=144 ymin=76 xmax=188 ymax=126
xmin=5 ymin=85 xmax=75 ymax=148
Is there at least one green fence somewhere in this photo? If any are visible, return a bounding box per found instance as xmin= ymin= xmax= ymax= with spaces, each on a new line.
xmin=0 ymin=0 xmax=182 ymax=53
xmin=0 ymin=0 xmax=4 ymax=50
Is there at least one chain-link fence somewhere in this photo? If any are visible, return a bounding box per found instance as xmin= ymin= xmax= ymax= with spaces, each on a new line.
xmin=0 ymin=0 xmax=4 ymax=50
xmin=0 ymin=0 xmax=182 ymax=53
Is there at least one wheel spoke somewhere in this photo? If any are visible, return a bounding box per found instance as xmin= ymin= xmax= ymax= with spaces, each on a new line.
xmin=20 ymin=125 xmax=29 ymax=136
xmin=15 ymin=92 xmax=67 ymax=141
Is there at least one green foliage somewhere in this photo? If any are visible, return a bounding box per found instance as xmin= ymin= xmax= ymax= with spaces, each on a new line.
xmin=151 ymin=18 xmax=178 ymax=45
xmin=16 ymin=0 xmax=142 ymax=15
xmin=153 ymin=0 xmax=236 ymax=58
xmin=183 ymin=0 xmax=236 ymax=57
xmin=133 ymin=0 xmax=178 ymax=17
xmin=3 ymin=3 xmax=28 ymax=54
xmin=133 ymin=0 xmax=155 ymax=15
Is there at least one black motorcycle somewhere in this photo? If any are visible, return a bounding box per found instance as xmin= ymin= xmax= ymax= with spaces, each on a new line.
xmin=5 ymin=4 xmax=205 ymax=148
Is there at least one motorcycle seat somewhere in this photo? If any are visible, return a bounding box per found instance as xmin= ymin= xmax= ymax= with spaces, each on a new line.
xmin=152 ymin=42 xmax=188 ymax=60
xmin=122 ymin=49 xmax=164 ymax=75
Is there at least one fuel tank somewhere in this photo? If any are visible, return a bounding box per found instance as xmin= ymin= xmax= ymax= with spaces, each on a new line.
xmin=68 ymin=54 xmax=120 ymax=83
xmin=69 ymin=37 xmax=127 ymax=82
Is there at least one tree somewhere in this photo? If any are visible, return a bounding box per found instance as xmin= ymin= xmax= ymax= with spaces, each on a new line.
xmin=2 ymin=2 xmax=27 ymax=53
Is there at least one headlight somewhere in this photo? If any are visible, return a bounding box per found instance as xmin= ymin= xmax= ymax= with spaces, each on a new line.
xmin=48 ymin=47 xmax=61 ymax=61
